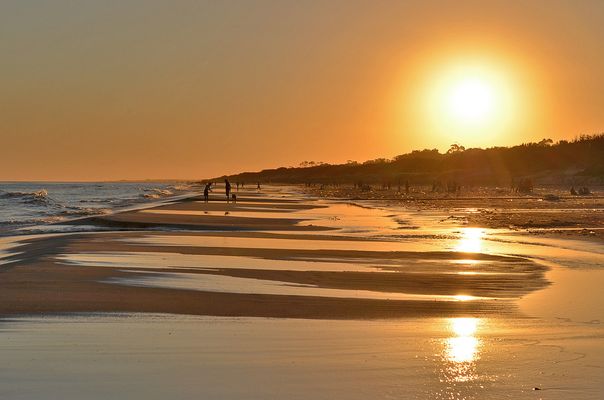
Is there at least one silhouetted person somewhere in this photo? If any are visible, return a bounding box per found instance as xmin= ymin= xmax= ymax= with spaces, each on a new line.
xmin=570 ymin=186 xmax=578 ymax=196
xmin=203 ymin=183 xmax=211 ymax=203
xmin=257 ymin=182 xmax=261 ymax=190
xmin=236 ymin=182 xmax=240 ymax=191
xmin=225 ymin=179 xmax=232 ymax=202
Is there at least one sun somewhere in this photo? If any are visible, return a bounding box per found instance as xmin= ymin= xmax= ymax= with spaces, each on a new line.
xmin=407 ymin=55 xmax=525 ymax=148
xmin=446 ymin=77 xmax=495 ymax=123
xmin=417 ymin=61 xmax=510 ymax=132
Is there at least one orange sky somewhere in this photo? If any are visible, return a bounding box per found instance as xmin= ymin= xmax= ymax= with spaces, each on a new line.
xmin=1 ymin=1 xmax=603 ymax=181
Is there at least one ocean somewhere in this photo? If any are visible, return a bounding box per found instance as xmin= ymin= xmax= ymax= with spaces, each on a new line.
xmin=0 ymin=181 xmax=198 ymax=236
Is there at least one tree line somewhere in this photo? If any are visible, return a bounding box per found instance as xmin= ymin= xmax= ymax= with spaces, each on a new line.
xmin=216 ymin=134 xmax=604 ymax=187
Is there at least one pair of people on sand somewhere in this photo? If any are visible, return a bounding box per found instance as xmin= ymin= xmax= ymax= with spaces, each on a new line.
xmin=214 ymin=179 xmax=235 ymax=203
xmin=203 ymin=179 xmax=238 ymax=203
xmin=225 ymin=179 xmax=236 ymax=202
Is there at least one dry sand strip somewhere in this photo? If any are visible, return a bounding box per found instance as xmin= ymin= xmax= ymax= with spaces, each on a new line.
xmin=69 ymin=234 xmax=531 ymax=265
xmin=68 ymin=194 xmax=332 ymax=231
xmin=78 ymin=212 xmax=326 ymax=231
xmin=133 ymin=267 xmax=547 ymax=299
xmin=0 ymin=258 xmax=513 ymax=319
xmin=152 ymin=199 xmax=324 ymax=212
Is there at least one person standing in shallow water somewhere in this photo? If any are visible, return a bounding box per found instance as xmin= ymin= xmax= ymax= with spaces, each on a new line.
xmin=225 ymin=179 xmax=232 ymax=202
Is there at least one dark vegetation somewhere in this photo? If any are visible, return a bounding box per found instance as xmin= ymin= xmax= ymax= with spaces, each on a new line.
xmin=216 ymin=134 xmax=604 ymax=187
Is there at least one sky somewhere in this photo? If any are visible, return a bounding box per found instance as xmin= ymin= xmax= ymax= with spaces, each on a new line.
xmin=1 ymin=0 xmax=603 ymax=181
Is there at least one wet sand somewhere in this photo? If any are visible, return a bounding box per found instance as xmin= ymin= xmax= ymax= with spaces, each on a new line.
xmin=1 ymin=314 xmax=602 ymax=400
xmin=306 ymin=184 xmax=604 ymax=240
xmin=0 ymin=185 xmax=602 ymax=398
xmin=0 ymin=190 xmax=545 ymax=318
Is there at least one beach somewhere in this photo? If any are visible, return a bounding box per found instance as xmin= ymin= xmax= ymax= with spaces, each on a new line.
xmin=4 ymin=0 xmax=604 ymax=398
xmin=1 ymin=185 xmax=603 ymax=399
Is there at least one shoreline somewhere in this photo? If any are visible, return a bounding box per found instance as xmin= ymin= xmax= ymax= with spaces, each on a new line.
xmin=302 ymin=185 xmax=604 ymax=241
xmin=1 ymin=185 xmax=601 ymax=321
xmin=1 ymin=184 xmax=602 ymax=398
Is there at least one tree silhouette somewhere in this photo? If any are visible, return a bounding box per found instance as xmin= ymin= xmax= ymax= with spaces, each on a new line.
xmin=217 ymin=134 xmax=604 ymax=186
xmin=447 ymin=143 xmax=466 ymax=154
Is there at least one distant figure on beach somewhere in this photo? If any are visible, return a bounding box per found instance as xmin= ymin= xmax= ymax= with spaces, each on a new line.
xmin=236 ymin=182 xmax=240 ymax=191
xmin=570 ymin=186 xmax=578 ymax=196
xmin=515 ymin=178 xmax=533 ymax=194
xmin=257 ymin=182 xmax=261 ymax=190
xmin=203 ymin=183 xmax=211 ymax=203
xmin=225 ymin=179 xmax=232 ymax=202
xmin=231 ymin=193 xmax=237 ymax=203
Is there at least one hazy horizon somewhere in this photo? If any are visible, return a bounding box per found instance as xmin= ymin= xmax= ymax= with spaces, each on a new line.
xmin=2 ymin=134 xmax=601 ymax=183
xmin=2 ymin=1 xmax=604 ymax=181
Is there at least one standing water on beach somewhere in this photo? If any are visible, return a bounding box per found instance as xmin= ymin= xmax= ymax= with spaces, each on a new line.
xmin=2 ymin=1 xmax=604 ymax=399
xmin=0 ymin=182 xmax=196 ymax=235
xmin=0 ymin=185 xmax=602 ymax=399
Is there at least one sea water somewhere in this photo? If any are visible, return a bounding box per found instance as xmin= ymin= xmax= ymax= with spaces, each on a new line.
xmin=0 ymin=181 xmax=197 ymax=235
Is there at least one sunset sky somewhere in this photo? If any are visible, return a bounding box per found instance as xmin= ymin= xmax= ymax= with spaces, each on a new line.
xmin=2 ymin=1 xmax=603 ymax=181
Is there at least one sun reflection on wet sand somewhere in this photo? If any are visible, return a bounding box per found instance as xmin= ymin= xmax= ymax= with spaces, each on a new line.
xmin=448 ymin=336 xmax=479 ymax=364
xmin=450 ymin=259 xmax=481 ymax=266
xmin=455 ymin=228 xmax=485 ymax=253
xmin=443 ymin=317 xmax=481 ymax=383
xmin=453 ymin=295 xmax=475 ymax=302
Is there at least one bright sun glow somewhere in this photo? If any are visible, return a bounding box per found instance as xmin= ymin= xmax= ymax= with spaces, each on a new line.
xmin=447 ymin=78 xmax=495 ymax=123
xmin=412 ymin=56 xmax=523 ymax=148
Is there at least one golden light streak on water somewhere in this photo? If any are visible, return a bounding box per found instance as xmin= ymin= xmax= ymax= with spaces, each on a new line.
xmin=453 ymin=295 xmax=475 ymax=301
xmin=441 ymin=317 xmax=482 ymax=384
xmin=455 ymin=228 xmax=485 ymax=253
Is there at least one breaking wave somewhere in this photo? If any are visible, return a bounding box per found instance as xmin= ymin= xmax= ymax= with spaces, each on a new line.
xmin=142 ymin=188 xmax=174 ymax=199
xmin=167 ymin=184 xmax=193 ymax=191
xmin=1 ymin=181 xmax=196 ymax=235
xmin=0 ymin=189 xmax=51 ymax=204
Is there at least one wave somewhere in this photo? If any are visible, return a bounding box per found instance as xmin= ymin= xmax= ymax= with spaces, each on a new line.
xmin=142 ymin=188 xmax=174 ymax=199
xmin=0 ymin=216 xmax=65 ymax=226
xmin=1 ymin=189 xmax=111 ymax=213
xmin=0 ymin=189 xmax=51 ymax=204
xmin=1 ymin=183 xmax=191 ymax=234
xmin=59 ymin=207 xmax=112 ymax=217
xmin=167 ymin=184 xmax=194 ymax=191
xmin=8 ymin=224 xmax=114 ymax=236
xmin=0 ymin=207 xmax=111 ymax=229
